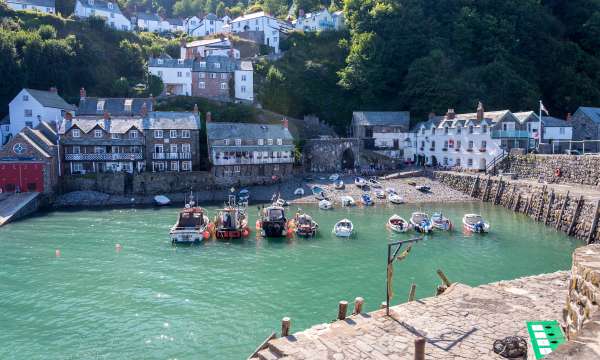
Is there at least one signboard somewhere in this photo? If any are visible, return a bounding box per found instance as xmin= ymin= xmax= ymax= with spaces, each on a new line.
xmin=526 ymin=321 xmax=565 ymax=359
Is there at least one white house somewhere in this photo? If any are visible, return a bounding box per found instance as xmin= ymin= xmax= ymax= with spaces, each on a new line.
xmin=6 ymin=0 xmax=55 ymax=14
xmin=351 ymin=111 xmax=412 ymax=160
xmin=184 ymin=16 xmax=201 ymax=33
xmin=148 ymin=57 xmax=193 ymax=96
xmin=188 ymin=13 xmax=225 ymax=36
xmin=74 ymin=0 xmax=132 ymax=31
xmin=8 ymin=88 xmax=76 ymax=137
xmin=234 ymin=61 xmax=254 ymax=102
xmin=332 ymin=10 xmax=345 ymax=30
xmin=134 ymin=12 xmax=171 ymax=33
xmin=165 ymin=18 xmax=185 ymax=32
xmin=229 ymin=11 xmax=281 ymax=53
xmin=181 ymin=38 xmax=239 ymax=59
xmin=294 ymin=9 xmax=334 ymax=32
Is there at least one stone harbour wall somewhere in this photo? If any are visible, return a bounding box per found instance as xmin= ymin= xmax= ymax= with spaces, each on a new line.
xmin=501 ymin=154 xmax=600 ymax=186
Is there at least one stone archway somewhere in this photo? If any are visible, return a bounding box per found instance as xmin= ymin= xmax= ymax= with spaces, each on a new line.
xmin=303 ymin=138 xmax=360 ymax=173
xmin=341 ymin=148 xmax=355 ymax=170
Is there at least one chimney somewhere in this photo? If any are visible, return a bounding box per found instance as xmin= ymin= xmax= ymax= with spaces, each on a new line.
xmin=283 ymin=118 xmax=289 ymax=128
xmin=140 ymin=102 xmax=148 ymax=117
xmin=103 ymin=111 xmax=110 ymax=120
xmin=80 ymin=87 xmax=86 ymax=100
xmin=446 ymin=108 xmax=455 ymax=120
xmin=428 ymin=112 xmax=436 ymax=120
xmin=206 ymin=111 xmax=212 ymax=122
xmin=566 ymin=113 xmax=572 ymax=121
xmin=49 ymin=86 xmax=57 ymax=93
xmin=65 ymin=112 xmax=73 ymax=121
xmin=476 ymin=102 xmax=484 ymax=121
xmin=193 ymin=103 xmax=199 ymax=114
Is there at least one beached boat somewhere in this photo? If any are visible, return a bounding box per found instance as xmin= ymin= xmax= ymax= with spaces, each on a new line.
xmin=386 ymin=187 xmax=397 ymax=195
xmin=375 ymin=189 xmax=386 ymax=199
xmin=334 ymin=179 xmax=345 ymax=189
xmin=354 ymin=177 xmax=367 ymax=188
xmin=341 ymin=195 xmax=355 ymax=207
xmin=169 ymin=197 xmax=211 ymax=244
xmin=462 ymin=214 xmax=490 ymax=233
xmin=294 ymin=213 xmax=319 ymax=237
xmin=416 ymin=185 xmax=431 ymax=193
xmin=333 ymin=219 xmax=353 ymax=237
xmin=410 ymin=212 xmax=433 ymax=233
xmin=361 ymin=193 xmax=374 ymax=206
xmin=319 ymin=199 xmax=333 ymax=210
xmin=329 ymin=174 xmax=340 ymax=181
xmin=258 ymin=205 xmax=288 ymax=237
xmin=387 ymin=214 xmax=411 ymax=233
xmin=294 ymin=188 xmax=305 ymax=196
xmin=312 ymin=186 xmax=329 ymax=200
xmin=215 ymin=197 xmax=249 ymax=239
xmin=154 ymin=195 xmax=171 ymax=206
xmin=368 ymin=178 xmax=382 ymax=188
xmin=389 ymin=193 xmax=404 ymax=204
xmin=431 ymin=212 xmax=453 ymax=231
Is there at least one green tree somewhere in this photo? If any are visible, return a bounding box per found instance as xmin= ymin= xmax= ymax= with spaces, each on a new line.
xmin=216 ymin=1 xmax=225 ymax=17
xmin=118 ymin=39 xmax=144 ymax=80
xmin=112 ymin=77 xmax=130 ymax=97
xmin=147 ymin=73 xmax=164 ymax=96
xmin=38 ymin=24 xmax=57 ymax=40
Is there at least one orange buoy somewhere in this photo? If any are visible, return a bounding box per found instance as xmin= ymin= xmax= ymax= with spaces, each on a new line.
xmin=255 ymin=220 xmax=262 ymax=230
xmin=203 ymin=231 xmax=210 ymax=239
xmin=55 ymin=249 xmax=61 ymax=257
xmin=555 ymin=167 xmax=561 ymax=177
xmin=242 ymin=228 xmax=249 ymax=237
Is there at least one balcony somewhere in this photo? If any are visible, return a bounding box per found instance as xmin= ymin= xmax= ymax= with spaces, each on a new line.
xmin=491 ymin=130 xmax=529 ymax=139
xmin=152 ymin=152 xmax=192 ymax=160
xmin=212 ymin=157 xmax=294 ymax=165
xmin=65 ymin=153 xmax=143 ymax=161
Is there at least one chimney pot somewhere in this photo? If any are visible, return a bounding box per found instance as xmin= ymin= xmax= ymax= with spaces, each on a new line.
xmin=80 ymin=87 xmax=86 ymax=100
xmin=446 ymin=108 xmax=455 ymax=120
xmin=206 ymin=111 xmax=212 ymax=122
xmin=476 ymin=102 xmax=484 ymax=121
xmin=103 ymin=111 xmax=110 ymax=120
xmin=65 ymin=112 xmax=73 ymax=121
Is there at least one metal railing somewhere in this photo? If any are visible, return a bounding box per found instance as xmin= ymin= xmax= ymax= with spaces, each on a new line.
xmin=539 ymin=140 xmax=600 ymax=155
xmin=65 ymin=153 xmax=143 ymax=161
xmin=212 ymin=157 xmax=294 ymax=165
xmin=491 ymin=130 xmax=530 ymax=139
xmin=152 ymin=152 xmax=192 ymax=160
xmin=485 ymin=149 xmax=507 ymax=175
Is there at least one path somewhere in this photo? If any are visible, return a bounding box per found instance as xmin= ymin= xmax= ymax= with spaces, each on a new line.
xmin=0 ymin=192 xmax=40 ymax=226
xmin=254 ymin=271 xmax=569 ymax=359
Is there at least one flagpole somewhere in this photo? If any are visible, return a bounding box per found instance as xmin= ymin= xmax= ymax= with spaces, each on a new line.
xmin=538 ymin=100 xmax=543 ymax=148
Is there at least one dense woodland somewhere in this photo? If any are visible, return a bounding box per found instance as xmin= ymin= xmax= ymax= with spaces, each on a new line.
xmin=2 ymin=0 xmax=600 ymax=134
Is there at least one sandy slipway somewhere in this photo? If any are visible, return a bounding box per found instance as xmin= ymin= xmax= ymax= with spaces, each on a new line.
xmin=53 ymin=175 xmax=473 ymax=208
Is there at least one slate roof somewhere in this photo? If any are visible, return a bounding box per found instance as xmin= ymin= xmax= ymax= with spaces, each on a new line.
xmin=542 ymin=116 xmax=571 ymax=127
xmin=576 ymin=107 xmax=600 ymax=124
xmin=192 ymin=55 xmax=237 ymax=73
xmin=148 ymin=58 xmax=194 ymax=68
xmin=207 ymin=122 xmax=293 ymax=141
xmin=135 ymin=12 xmax=161 ymax=21
xmin=352 ymin=112 xmax=410 ymax=130
xmin=185 ymin=38 xmax=229 ymax=48
xmin=144 ymin=112 xmax=200 ymax=130
xmin=205 ymin=13 xmax=217 ymax=20
xmin=166 ymin=18 xmax=183 ymax=26
xmin=24 ymin=89 xmax=76 ymax=111
xmin=513 ymin=111 xmax=537 ymax=123
xmin=231 ymin=11 xmax=273 ymax=23
xmin=18 ymin=131 xmax=52 ymax=158
xmin=77 ymin=97 xmax=153 ymax=116
xmin=77 ymin=0 xmax=124 ymax=14
xmin=58 ymin=117 xmax=144 ymax=134
xmin=7 ymin=0 xmax=55 ymax=7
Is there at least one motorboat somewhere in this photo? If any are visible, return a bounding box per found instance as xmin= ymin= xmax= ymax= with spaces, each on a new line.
xmin=368 ymin=178 xmax=382 ymax=188
xmin=416 ymin=185 xmax=431 ymax=193
xmin=375 ymin=189 xmax=386 ymax=199
xmin=387 ymin=214 xmax=411 ymax=233
xmin=410 ymin=212 xmax=433 ymax=233
xmin=294 ymin=188 xmax=305 ymax=196
xmin=334 ymin=179 xmax=345 ymax=190
xmin=215 ymin=196 xmax=249 ymax=239
xmin=329 ymin=174 xmax=340 ymax=181
xmin=169 ymin=196 xmax=211 ymax=244
xmin=273 ymin=197 xmax=289 ymax=207
xmin=154 ymin=195 xmax=171 ymax=206
xmin=386 ymin=187 xmax=397 ymax=195
xmin=333 ymin=219 xmax=353 ymax=237
xmin=341 ymin=196 xmax=355 ymax=207
xmin=432 ymin=212 xmax=453 ymax=231
xmin=293 ymin=213 xmax=319 ymax=237
xmin=238 ymin=189 xmax=250 ymax=202
xmin=361 ymin=193 xmax=374 ymax=206
xmin=319 ymin=199 xmax=333 ymax=210
xmin=354 ymin=177 xmax=367 ymax=188
xmin=462 ymin=214 xmax=490 ymax=233
xmin=258 ymin=205 xmax=288 ymax=237
xmin=312 ymin=186 xmax=329 ymax=200
xmin=389 ymin=193 xmax=404 ymax=204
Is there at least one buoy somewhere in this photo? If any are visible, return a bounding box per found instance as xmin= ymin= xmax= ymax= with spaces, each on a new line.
xmin=55 ymin=249 xmax=61 ymax=257
xmin=115 ymin=243 xmax=122 ymax=252
xmin=242 ymin=228 xmax=249 ymax=237
xmin=287 ymin=228 xmax=294 ymax=235
xmin=255 ymin=220 xmax=262 ymax=230
xmin=203 ymin=231 xmax=210 ymax=239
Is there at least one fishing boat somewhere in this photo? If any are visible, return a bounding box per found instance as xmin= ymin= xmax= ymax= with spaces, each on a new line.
xmin=341 ymin=195 xmax=355 ymax=207
xmin=389 ymin=193 xmax=404 ymax=204
xmin=416 ymin=185 xmax=431 ymax=193
xmin=410 ymin=212 xmax=433 ymax=233
xmin=375 ymin=189 xmax=386 ymax=199
xmin=154 ymin=195 xmax=171 ymax=206
xmin=387 ymin=214 xmax=411 ymax=233
xmin=329 ymin=174 xmax=340 ymax=181
xmin=258 ymin=205 xmax=288 ymax=237
xmin=332 ymin=219 xmax=353 ymax=237
xmin=431 ymin=212 xmax=453 ymax=231
xmin=462 ymin=214 xmax=490 ymax=233
xmin=319 ymin=199 xmax=333 ymax=210
xmin=294 ymin=213 xmax=319 ymax=237
xmin=334 ymin=179 xmax=345 ymax=190
xmin=312 ymin=186 xmax=329 ymax=200
xmin=361 ymin=193 xmax=374 ymax=206
xmin=294 ymin=188 xmax=305 ymax=196
xmin=169 ymin=196 xmax=211 ymax=244
xmin=354 ymin=177 xmax=367 ymax=188
xmin=215 ymin=196 xmax=249 ymax=239
xmin=368 ymin=178 xmax=382 ymax=188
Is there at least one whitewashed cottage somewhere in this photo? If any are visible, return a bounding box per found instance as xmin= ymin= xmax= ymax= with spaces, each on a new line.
xmin=5 ymin=0 xmax=55 ymax=14
xmin=74 ymin=0 xmax=132 ymax=31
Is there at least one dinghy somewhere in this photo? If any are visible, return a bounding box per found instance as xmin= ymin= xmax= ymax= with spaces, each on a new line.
xmin=319 ymin=199 xmax=333 ymax=210
xmin=410 ymin=212 xmax=433 ymax=233
xmin=368 ymin=178 xmax=382 ymax=188
xmin=333 ymin=219 xmax=353 ymax=237
xmin=375 ymin=189 xmax=386 ymax=199
xmin=431 ymin=213 xmax=453 ymax=231
xmin=273 ymin=198 xmax=289 ymax=207
xmin=294 ymin=213 xmax=319 ymax=237
xmin=329 ymin=174 xmax=340 ymax=181
xmin=361 ymin=193 xmax=374 ymax=206
xmin=341 ymin=196 xmax=355 ymax=207
xmin=354 ymin=177 xmax=367 ymax=188
xmin=416 ymin=185 xmax=431 ymax=193
xmin=389 ymin=193 xmax=404 ymax=204
xmin=312 ymin=186 xmax=329 ymax=200
xmin=387 ymin=214 xmax=411 ymax=233
xmin=462 ymin=214 xmax=490 ymax=233
xmin=386 ymin=187 xmax=397 ymax=195
xmin=294 ymin=188 xmax=305 ymax=196
xmin=334 ymin=179 xmax=345 ymax=190
xmin=154 ymin=195 xmax=171 ymax=206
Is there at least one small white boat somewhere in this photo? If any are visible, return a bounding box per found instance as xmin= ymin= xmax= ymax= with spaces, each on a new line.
xmin=294 ymin=188 xmax=305 ymax=196
xmin=354 ymin=177 xmax=367 ymax=188
xmin=386 ymin=187 xmax=397 ymax=195
xmin=389 ymin=193 xmax=404 ymax=204
xmin=387 ymin=214 xmax=411 ymax=233
xmin=368 ymin=178 xmax=382 ymax=188
xmin=274 ymin=198 xmax=288 ymax=207
xmin=410 ymin=212 xmax=433 ymax=233
xmin=432 ymin=213 xmax=453 ymax=231
xmin=340 ymin=195 xmax=355 ymax=207
xmin=154 ymin=195 xmax=171 ymax=206
xmin=463 ymin=214 xmax=490 ymax=233
xmin=334 ymin=179 xmax=345 ymax=190
xmin=375 ymin=190 xmax=386 ymax=199
xmin=319 ymin=199 xmax=333 ymax=210
xmin=329 ymin=174 xmax=340 ymax=181
xmin=312 ymin=186 xmax=329 ymax=200
xmin=333 ymin=219 xmax=353 ymax=237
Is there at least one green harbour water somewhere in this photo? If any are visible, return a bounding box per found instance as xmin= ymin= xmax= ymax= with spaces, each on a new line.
xmin=0 ymin=202 xmax=582 ymax=360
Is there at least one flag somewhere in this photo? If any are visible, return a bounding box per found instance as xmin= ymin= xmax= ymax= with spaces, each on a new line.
xmin=540 ymin=101 xmax=549 ymax=115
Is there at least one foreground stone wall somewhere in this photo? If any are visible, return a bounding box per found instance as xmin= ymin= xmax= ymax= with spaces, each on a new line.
xmin=501 ymin=155 xmax=600 ymax=186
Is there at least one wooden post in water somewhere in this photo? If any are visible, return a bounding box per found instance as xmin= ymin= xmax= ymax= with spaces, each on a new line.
xmin=470 ymin=176 xmax=479 ymax=198
xmin=525 ymin=189 xmax=534 ymax=215
xmin=493 ymin=178 xmax=503 ymax=205
xmin=545 ymin=190 xmax=555 ymax=225
xmin=513 ymin=193 xmax=521 ymax=212
xmin=281 ymin=317 xmax=291 ymax=337
xmin=568 ymin=196 xmax=584 ymax=236
xmin=508 ymin=185 xmax=517 ymax=209
xmin=537 ymin=186 xmax=547 ymax=221
xmin=556 ymin=191 xmax=570 ymax=230
xmin=482 ymin=176 xmax=491 ymax=202
xmin=586 ymin=199 xmax=600 ymax=244
xmin=353 ymin=297 xmax=364 ymax=315
xmin=408 ymin=284 xmax=416 ymax=302
xmin=338 ymin=301 xmax=348 ymax=320
xmin=414 ymin=337 xmax=426 ymax=360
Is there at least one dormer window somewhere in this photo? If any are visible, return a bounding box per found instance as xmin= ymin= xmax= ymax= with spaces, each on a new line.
xmin=481 ymin=124 xmax=487 ymax=133
xmin=96 ymin=100 xmax=105 ymax=112
xmin=200 ymin=62 xmax=206 ymax=68
xmin=157 ymin=59 xmax=163 ymax=64
xmin=235 ymin=138 xmax=241 ymax=146
xmin=258 ymin=138 xmax=264 ymax=145
xmin=214 ymin=63 xmax=221 ymax=69
xmin=88 ymin=0 xmax=94 ymax=5
xmin=124 ymin=99 xmax=132 ymax=112
xmin=72 ymin=129 xmax=81 ymax=138
xmin=94 ymin=129 xmax=103 ymax=138
xmin=107 ymin=2 xmax=113 ymax=9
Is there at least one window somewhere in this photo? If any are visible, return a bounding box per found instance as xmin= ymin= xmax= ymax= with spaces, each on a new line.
xmin=467 ymin=158 xmax=473 ymax=167
xmin=94 ymin=129 xmax=103 ymax=138
xmin=154 ymin=130 xmax=163 ymax=138
xmin=170 ymin=130 xmax=178 ymax=138
xmin=443 ymin=157 xmax=448 ymax=165
xmin=234 ymin=165 xmax=240 ymax=173
xmin=276 ymin=138 xmax=282 ymax=145
xmin=94 ymin=146 xmax=106 ymax=154
xmin=273 ymin=164 xmax=279 ymax=172
xmin=431 ymin=141 xmax=435 ymax=150
xmin=73 ymin=163 xmax=83 ymax=172
xmin=170 ymin=144 xmax=178 ymax=153
xmin=457 ymin=127 xmax=462 ymax=134
xmin=24 ymin=109 xmax=32 ymax=117
xmin=107 ymin=2 xmax=113 ymax=8
xmin=241 ymin=86 xmax=246 ymax=93
xmin=199 ymin=72 xmax=206 ymax=79
xmin=72 ymin=129 xmax=80 ymax=138
xmin=96 ymin=100 xmax=105 ymax=112
xmin=468 ymin=140 xmax=474 ymax=149
xmin=177 ymin=71 xmax=182 ymax=77
xmin=220 ymin=83 xmax=228 ymax=90
xmin=456 ymin=140 xmax=461 ymax=149
xmin=181 ymin=130 xmax=190 ymax=138
xmin=267 ymin=139 xmax=273 ymax=145
xmin=199 ymin=61 xmax=206 ymax=68
xmin=443 ymin=140 xmax=448 ymax=149
xmin=421 ymin=128 xmax=425 ymax=135
xmin=112 ymin=133 xmax=120 ymax=139
xmin=157 ymin=70 xmax=163 ymax=77
xmin=182 ymin=161 xmax=191 ymax=171
xmin=156 ymin=162 xmax=165 ymax=171
xmin=235 ymin=138 xmax=241 ymax=146
xmin=456 ymin=158 xmax=461 ymax=166
xmin=444 ymin=127 xmax=448 ymax=134
xmin=124 ymin=99 xmax=133 ymax=112
xmin=171 ymin=161 xmax=179 ymax=171
xmin=468 ymin=125 xmax=473 ymax=134
xmin=210 ymin=73 xmax=217 ymax=79
xmin=481 ymin=141 xmax=487 ymax=150
xmin=72 ymin=146 xmax=81 ymax=154
xmin=482 ymin=124 xmax=487 ymax=133
xmin=560 ymin=127 xmax=565 ymax=135
xmin=132 ymin=146 xmax=141 ymax=153
xmin=241 ymin=75 xmax=247 ymax=81
xmin=182 ymin=143 xmax=191 ymax=153
xmin=258 ymin=139 xmax=264 ymax=145
xmin=224 ymin=139 xmax=229 ymax=145
xmin=25 ymin=121 xmax=33 ymax=128
xmin=431 ymin=127 xmax=436 ymax=135
xmin=178 ymin=59 xmax=184 ymax=64
xmin=22 ymin=95 xmax=29 ymax=101
xmin=198 ymin=82 xmax=206 ymax=89
xmin=214 ymin=63 xmax=221 ymax=69
xmin=221 ymin=73 xmax=227 ymax=79
xmin=129 ymin=130 xmax=138 ymax=139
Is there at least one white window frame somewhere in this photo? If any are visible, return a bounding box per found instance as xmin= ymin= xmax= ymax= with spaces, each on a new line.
xmin=235 ymin=138 xmax=241 ymax=146
xmin=181 ymin=130 xmax=190 ymax=138
xmin=267 ymin=138 xmax=273 ymax=145
xmin=72 ymin=145 xmax=81 ymax=154
xmin=182 ymin=143 xmax=191 ymax=153
xmin=72 ymin=129 xmax=81 ymax=138
xmin=24 ymin=109 xmax=32 ymax=117
xmin=258 ymin=138 xmax=264 ymax=145
xmin=112 ymin=133 xmax=120 ymax=139
xmin=154 ymin=130 xmax=163 ymax=138
xmin=94 ymin=129 xmax=103 ymax=138
xmin=170 ymin=130 xmax=178 ymax=138
xmin=276 ymin=138 xmax=282 ymax=145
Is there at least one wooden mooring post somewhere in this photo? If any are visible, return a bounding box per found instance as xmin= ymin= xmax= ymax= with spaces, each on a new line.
xmin=470 ymin=176 xmax=480 ymax=198
xmin=482 ymin=176 xmax=492 ymax=202
xmin=508 ymin=185 xmax=517 ymax=209
xmin=545 ymin=190 xmax=555 ymax=225
xmin=513 ymin=193 xmax=521 ymax=212
xmin=586 ymin=199 xmax=600 ymax=244
xmin=414 ymin=337 xmax=426 ymax=360
xmin=556 ymin=191 xmax=570 ymax=230
xmin=567 ymin=196 xmax=584 ymax=236
xmin=353 ymin=297 xmax=364 ymax=315
xmin=281 ymin=317 xmax=291 ymax=337
xmin=493 ymin=178 xmax=504 ymax=205
xmin=537 ymin=186 xmax=547 ymax=221
xmin=408 ymin=284 xmax=416 ymax=302
xmin=338 ymin=301 xmax=348 ymax=320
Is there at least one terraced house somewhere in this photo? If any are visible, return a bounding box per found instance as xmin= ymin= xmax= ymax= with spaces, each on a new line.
xmin=5 ymin=0 xmax=55 ymax=14
xmin=74 ymin=0 xmax=131 ymax=31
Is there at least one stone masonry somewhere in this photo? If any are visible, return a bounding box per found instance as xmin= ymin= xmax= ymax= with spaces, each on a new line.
xmin=500 ymin=154 xmax=600 ymax=186
xmin=303 ymin=138 xmax=360 ymax=173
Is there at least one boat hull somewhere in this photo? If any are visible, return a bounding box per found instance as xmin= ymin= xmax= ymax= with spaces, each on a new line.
xmin=463 ymin=223 xmax=489 ymax=233
xmin=260 ymin=221 xmax=287 ymax=237
xmin=170 ymin=229 xmax=205 ymax=244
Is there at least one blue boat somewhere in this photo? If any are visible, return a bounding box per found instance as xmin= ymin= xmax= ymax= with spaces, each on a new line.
xmin=361 ymin=193 xmax=374 ymax=206
xmin=410 ymin=212 xmax=433 ymax=233
xmin=311 ymin=186 xmax=328 ymax=200
xmin=238 ymin=189 xmax=250 ymax=202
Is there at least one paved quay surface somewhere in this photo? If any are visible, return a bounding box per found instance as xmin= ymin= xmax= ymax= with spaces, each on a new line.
xmin=256 ymin=271 xmax=569 ymax=359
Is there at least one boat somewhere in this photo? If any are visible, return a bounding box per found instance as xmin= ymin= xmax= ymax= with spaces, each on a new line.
xmin=334 ymin=179 xmax=345 ymax=190
xmin=387 ymin=214 xmax=411 ymax=233
xmin=386 ymin=187 xmax=397 ymax=195
xmin=294 ymin=213 xmax=319 ymax=237
xmin=341 ymin=195 xmax=355 ymax=207
xmin=361 ymin=193 xmax=374 ymax=206
xmin=154 ymin=195 xmax=171 ymax=206
xmin=431 ymin=212 xmax=453 ymax=231
xmin=169 ymin=196 xmax=211 ymax=244
xmin=258 ymin=205 xmax=288 ymax=237
xmin=312 ymin=186 xmax=329 ymax=200
xmin=294 ymin=188 xmax=305 ymax=196
xmin=462 ymin=214 xmax=490 ymax=233
xmin=329 ymin=174 xmax=340 ymax=181
xmin=332 ymin=219 xmax=353 ymax=237
xmin=410 ymin=212 xmax=433 ymax=233
xmin=319 ymin=199 xmax=333 ymax=210
xmin=215 ymin=196 xmax=249 ymax=239
xmin=368 ymin=178 xmax=382 ymax=188
xmin=238 ymin=189 xmax=250 ymax=202
xmin=354 ymin=177 xmax=367 ymax=188
xmin=416 ymin=185 xmax=431 ymax=193
xmin=375 ymin=189 xmax=386 ymax=199
xmin=389 ymin=193 xmax=404 ymax=204
xmin=273 ymin=197 xmax=289 ymax=207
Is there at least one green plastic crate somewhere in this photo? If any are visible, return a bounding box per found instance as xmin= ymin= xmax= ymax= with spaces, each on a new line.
xmin=526 ymin=321 xmax=566 ymax=359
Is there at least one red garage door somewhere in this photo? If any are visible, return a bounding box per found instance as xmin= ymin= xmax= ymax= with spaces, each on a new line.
xmin=0 ymin=163 xmax=44 ymax=193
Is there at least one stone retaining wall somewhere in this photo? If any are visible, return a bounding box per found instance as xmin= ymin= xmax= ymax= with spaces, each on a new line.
xmin=435 ymin=172 xmax=600 ymax=242
xmin=500 ymin=154 xmax=600 ymax=186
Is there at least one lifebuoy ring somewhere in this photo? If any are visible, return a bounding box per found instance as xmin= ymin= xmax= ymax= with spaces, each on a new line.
xmin=555 ymin=168 xmax=561 ymax=177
